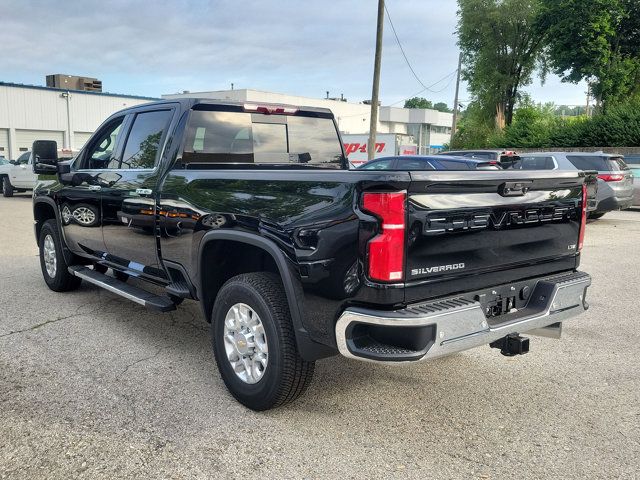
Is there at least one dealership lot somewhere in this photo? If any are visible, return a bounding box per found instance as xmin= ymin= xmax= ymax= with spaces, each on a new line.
xmin=0 ymin=195 xmax=638 ymax=479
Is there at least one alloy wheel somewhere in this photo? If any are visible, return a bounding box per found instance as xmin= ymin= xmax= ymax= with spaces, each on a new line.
xmin=223 ymin=303 xmax=269 ymax=384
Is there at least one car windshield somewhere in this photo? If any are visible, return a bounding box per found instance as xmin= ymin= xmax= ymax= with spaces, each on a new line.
xmin=182 ymin=109 xmax=343 ymax=167
xmin=0 ymin=157 xmax=7 ymax=165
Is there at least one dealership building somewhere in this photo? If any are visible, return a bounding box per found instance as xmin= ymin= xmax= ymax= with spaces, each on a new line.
xmin=0 ymin=80 xmax=155 ymax=160
xmin=0 ymin=78 xmax=453 ymax=160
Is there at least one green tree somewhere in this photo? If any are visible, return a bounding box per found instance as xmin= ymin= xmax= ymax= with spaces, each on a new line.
xmin=457 ymin=0 xmax=547 ymax=127
xmin=539 ymin=0 xmax=640 ymax=110
xmin=404 ymin=97 xmax=433 ymax=109
xmin=432 ymin=102 xmax=452 ymax=113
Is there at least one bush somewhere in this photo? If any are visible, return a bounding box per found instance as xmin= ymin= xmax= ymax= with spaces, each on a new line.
xmin=455 ymin=100 xmax=640 ymax=149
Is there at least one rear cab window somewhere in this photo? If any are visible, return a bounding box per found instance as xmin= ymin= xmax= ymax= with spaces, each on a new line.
xmin=180 ymin=106 xmax=343 ymax=168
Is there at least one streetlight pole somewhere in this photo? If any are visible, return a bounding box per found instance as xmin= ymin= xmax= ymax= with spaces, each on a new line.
xmin=367 ymin=0 xmax=384 ymax=161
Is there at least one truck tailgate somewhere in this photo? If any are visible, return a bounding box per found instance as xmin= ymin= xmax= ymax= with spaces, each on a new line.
xmin=404 ymin=170 xmax=585 ymax=302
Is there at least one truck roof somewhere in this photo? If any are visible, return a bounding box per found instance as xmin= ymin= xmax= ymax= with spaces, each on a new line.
xmin=120 ymin=98 xmax=334 ymax=116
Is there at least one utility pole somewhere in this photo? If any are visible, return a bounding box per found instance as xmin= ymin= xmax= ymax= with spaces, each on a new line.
xmin=450 ymin=52 xmax=462 ymax=144
xmin=367 ymin=0 xmax=384 ymax=161
xmin=585 ymin=82 xmax=591 ymax=117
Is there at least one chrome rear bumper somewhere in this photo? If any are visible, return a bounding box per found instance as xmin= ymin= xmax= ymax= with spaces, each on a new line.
xmin=335 ymin=271 xmax=591 ymax=363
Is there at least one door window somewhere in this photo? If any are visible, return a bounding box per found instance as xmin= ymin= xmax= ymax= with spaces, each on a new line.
xmin=437 ymin=159 xmax=470 ymax=170
xmin=359 ymin=158 xmax=396 ymax=170
xmin=395 ymin=158 xmax=436 ymax=170
xmin=120 ymin=110 xmax=172 ymax=169
xmin=82 ymin=117 xmax=125 ymax=169
xmin=15 ymin=152 xmax=30 ymax=164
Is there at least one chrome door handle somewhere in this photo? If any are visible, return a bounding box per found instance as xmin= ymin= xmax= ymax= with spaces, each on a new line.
xmin=136 ymin=188 xmax=153 ymax=196
xmin=88 ymin=185 xmax=102 ymax=191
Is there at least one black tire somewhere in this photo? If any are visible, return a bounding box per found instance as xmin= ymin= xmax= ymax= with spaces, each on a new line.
xmin=211 ymin=272 xmax=314 ymax=410
xmin=39 ymin=219 xmax=82 ymax=292
xmin=588 ymin=211 xmax=606 ymax=220
xmin=2 ymin=177 xmax=14 ymax=197
xmin=113 ymin=270 xmax=129 ymax=282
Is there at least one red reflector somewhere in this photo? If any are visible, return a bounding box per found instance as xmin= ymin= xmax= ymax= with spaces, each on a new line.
xmin=578 ymin=183 xmax=587 ymax=251
xmin=362 ymin=192 xmax=406 ymax=282
xmin=597 ymin=174 xmax=624 ymax=182
xmin=243 ymin=103 xmax=298 ymax=115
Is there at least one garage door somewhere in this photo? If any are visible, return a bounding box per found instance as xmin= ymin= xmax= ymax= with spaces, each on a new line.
xmin=15 ymin=129 xmax=65 ymax=153
xmin=0 ymin=129 xmax=8 ymax=158
xmin=74 ymin=131 xmax=93 ymax=150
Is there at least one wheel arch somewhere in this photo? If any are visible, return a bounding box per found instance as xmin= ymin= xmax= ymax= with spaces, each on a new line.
xmin=33 ymin=197 xmax=59 ymax=241
xmin=197 ymin=230 xmax=335 ymax=361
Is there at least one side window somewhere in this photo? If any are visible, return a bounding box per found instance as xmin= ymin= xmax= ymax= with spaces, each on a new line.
xmin=518 ymin=156 xmax=555 ymax=170
xmin=82 ymin=117 xmax=125 ymax=169
xmin=16 ymin=152 xmax=31 ymax=164
xmin=466 ymin=152 xmax=493 ymax=160
xmin=120 ymin=110 xmax=172 ymax=169
xmin=396 ymin=158 xmax=435 ymax=170
xmin=437 ymin=159 xmax=470 ymax=170
xmin=360 ymin=159 xmax=395 ymax=170
xmin=566 ymin=155 xmax=608 ymax=171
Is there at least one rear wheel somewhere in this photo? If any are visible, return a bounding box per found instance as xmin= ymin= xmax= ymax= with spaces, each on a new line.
xmin=2 ymin=177 xmax=14 ymax=197
xmin=39 ymin=220 xmax=81 ymax=292
xmin=211 ymin=272 xmax=314 ymax=410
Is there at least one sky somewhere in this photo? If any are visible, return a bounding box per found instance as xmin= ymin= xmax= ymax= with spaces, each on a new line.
xmin=0 ymin=0 xmax=588 ymax=108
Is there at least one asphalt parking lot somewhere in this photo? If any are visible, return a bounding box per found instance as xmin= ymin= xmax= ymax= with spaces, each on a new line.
xmin=1 ymin=194 xmax=639 ymax=479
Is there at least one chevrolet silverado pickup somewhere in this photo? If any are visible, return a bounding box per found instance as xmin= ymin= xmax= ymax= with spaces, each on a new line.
xmin=31 ymin=99 xmax=591 ymax=410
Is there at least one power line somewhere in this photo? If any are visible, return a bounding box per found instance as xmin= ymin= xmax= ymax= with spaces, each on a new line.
xmin=384 ymin=4 xmax=457 ymax=95
xmin=388 ymin=69 xmax=458 ymax=106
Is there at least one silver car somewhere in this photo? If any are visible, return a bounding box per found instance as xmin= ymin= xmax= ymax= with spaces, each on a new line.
xmin=511 ymin=152 xmax=634 ymax=218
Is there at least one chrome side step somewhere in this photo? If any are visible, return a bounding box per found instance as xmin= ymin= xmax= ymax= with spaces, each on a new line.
xmin=68 ymin=266 xmax=176 ymax=312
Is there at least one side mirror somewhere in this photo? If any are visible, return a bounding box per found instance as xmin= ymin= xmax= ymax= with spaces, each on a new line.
xmin=33 ymin=140 xmax=59 ymax=174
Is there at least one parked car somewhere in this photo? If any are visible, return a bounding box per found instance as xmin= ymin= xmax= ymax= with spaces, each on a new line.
xmin=510 ymin=152 xmax=634 ymax=218
xmin=357 ymin=155 xmax=501 ymax=170
xmin=439 ymin=149 xmax=520 ymax=168
xmin=1 ymin=149 xmax=75 ymax=197
xmin=32 ymin=99 xmax=591 ymax=410
xmin=628 ymin=162 xmax=640 ymax=207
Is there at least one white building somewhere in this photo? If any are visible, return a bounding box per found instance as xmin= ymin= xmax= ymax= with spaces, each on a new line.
xmin=163 ymin=88 xmax=453 ymax=155
xmin=0 ymin=81 xmax=454 ymax=161
xmin=0 ymin=82 xmax=155 ymax=159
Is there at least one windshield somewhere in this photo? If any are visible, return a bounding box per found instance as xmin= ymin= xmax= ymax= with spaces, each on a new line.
xmin=182 ymin=109 xmax=343 ymax=167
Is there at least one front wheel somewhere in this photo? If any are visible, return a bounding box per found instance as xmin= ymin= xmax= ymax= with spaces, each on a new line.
xmin=2 ymin=177 xmax=14 ymax=197
xmin=39 ymin=220 xmax=81 ymax=292
xmin=211 ymin=272 xmax=315 ymax=410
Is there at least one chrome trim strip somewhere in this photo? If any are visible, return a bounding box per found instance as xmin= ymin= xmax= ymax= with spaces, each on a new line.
xmin=335 ymin=272 xmax=591 ymax=363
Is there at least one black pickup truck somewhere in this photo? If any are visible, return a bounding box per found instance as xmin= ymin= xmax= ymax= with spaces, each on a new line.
xmin=32 ymin=99 xmax=591 ymax=410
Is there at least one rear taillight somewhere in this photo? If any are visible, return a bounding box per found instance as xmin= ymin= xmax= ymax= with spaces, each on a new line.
xmin=597 ymin=174 xmax=624 ymax=182
xmin=578 ymin=183 xmax=587 ymax=251
xmin=362 ymin=192 xmax=406 ymax=282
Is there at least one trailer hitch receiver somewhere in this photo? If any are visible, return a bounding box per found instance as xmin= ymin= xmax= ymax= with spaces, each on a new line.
xmin=490 ymin=334 xmax=530 ymax=356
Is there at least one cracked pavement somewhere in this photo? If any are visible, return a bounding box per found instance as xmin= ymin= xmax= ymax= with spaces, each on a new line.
xmin=1 ymin=195 xmax=639 ymax=479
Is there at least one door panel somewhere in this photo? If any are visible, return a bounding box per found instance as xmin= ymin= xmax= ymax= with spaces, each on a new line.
xmin=59 ymin=116 xmax=127 ymax=257
xmin=101 ymin=108 xmax=174 ymax=280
